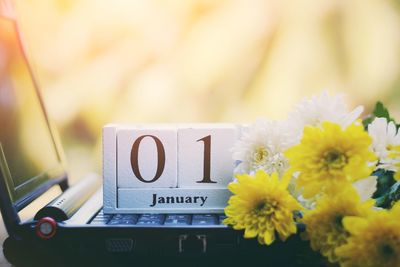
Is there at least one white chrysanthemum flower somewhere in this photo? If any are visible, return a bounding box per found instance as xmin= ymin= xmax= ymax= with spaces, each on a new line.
xmin=232 ymin=119 xmax=293 ymax=177
xmin=286 ymin=172 xmax=317 ymax=209
xmin=287 ymin=91 xmax=363 ymax=143
xmin=368 ymin=117 xmax=400 ymax=172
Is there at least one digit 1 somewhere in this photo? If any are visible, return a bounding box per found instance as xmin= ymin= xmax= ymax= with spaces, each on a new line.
xmin=196 ymin=135 xmax=216 ymax=183
xmin=130 ymin=135 xmax=166 ymax=183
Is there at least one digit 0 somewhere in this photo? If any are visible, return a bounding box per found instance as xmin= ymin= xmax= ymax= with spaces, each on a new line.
xmin=196 ymin=135 xmax=216 ymax=184
xmin=130 ymin=135 xmax=166 ymax=183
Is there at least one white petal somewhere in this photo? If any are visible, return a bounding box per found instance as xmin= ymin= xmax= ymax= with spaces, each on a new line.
xmin=387 ymin=121 xmax=397 ymax=140
xmin=352 ymin=176 xmax=377 ymax=202
xmin=342 ymin=105 xmax=364 ymax=127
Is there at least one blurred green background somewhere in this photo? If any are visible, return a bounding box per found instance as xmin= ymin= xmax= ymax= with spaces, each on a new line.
xmin=13 ymin=0 xmax=400 ymax=180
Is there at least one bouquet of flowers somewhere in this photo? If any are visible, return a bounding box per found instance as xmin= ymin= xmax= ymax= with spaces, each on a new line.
xmin=224 ymin=91 xmax=400 ymax=267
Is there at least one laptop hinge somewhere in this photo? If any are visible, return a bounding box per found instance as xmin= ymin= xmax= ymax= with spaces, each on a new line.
xmin=0 ymin=170 xmax=21 ymax=239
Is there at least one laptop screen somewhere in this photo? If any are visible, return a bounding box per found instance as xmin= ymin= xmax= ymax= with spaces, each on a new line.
xmin=0 ymin=16 xmax=66 ymax=209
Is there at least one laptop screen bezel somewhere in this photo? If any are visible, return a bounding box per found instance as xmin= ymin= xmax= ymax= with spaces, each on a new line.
xmin=0 ymin=16 xmax=68 ymax=215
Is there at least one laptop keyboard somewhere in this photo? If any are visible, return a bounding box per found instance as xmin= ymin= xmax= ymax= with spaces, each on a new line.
xmin=89 ymin=210 xmax=227 ymax=226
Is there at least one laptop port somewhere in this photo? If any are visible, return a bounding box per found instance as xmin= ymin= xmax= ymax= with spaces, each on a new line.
xmin=178 ymin=234 xmax=207 ymax=253
xmin=106 ymin=238 xmax=135 ymax=253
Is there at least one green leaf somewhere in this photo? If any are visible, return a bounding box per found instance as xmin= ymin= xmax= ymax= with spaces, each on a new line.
xmin=363 ymin=101 xmax=397 ymax=129
xmin=373 ymin=101 xmax=391 ymax=120
xmin=372 ymin=169 xmax=396 ymax=199
xmin=375 ymin=195 xmax=390 ymax=208
xmin=387 ymin=182 xmax=400 ymax=208
xmin=362 ymin=116 xmax=374 ymax=129
xmin=373 ymin=170 xmax=398 ymax=209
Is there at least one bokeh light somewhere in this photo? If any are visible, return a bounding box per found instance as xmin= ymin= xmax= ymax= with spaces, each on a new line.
xmin=9 ymin=0 xmax=400 ymax=179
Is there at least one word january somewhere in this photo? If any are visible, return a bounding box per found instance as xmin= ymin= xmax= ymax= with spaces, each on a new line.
xmin=150 ymin=194 xmax=208 ymax=207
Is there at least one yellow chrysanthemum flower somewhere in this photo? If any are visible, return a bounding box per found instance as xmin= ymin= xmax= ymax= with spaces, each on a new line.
xmin=336 ymin=202 xmax=400 ymax=267
xmin=285 ymin=121 xmax=376 ymax=198
xmin=224 ymin=170 xmax=302 ymax=245
xmin=301 ymin=186 xmax=374 ymax=263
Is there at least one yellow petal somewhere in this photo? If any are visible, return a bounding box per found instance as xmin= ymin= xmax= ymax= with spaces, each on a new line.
xmin=391 ymin=201 xmax=400 ymax=217
xmin=342 ymin=216 xmax=368 ymax=234
xmin=244 ymin=228 xmax=258 ymax=238
xmin=263 ymin=230 xmax=275 ymax=245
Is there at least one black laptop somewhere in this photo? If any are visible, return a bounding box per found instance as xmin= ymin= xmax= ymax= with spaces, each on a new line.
xmin=0 ymin=5 xmax=309 ymax=267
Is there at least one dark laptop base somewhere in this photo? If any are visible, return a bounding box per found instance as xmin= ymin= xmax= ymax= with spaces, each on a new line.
xmin=3 ymin=222 xmax=319 ymax=267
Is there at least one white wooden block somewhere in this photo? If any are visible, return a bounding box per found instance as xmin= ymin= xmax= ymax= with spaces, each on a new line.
xmin=103 ymin=124 xmax=117 ymax=212
xmin=178 ymin=124 xmax=238 ymax=188
xmin=117 ymin=126 xmax=178 ymax=188
xmin=117 ymin=188 xmax=231 ymax=214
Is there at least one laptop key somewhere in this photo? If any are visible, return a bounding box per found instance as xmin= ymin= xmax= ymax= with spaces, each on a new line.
xmin=192 ymin=214 xmax=217 ymax=225
xmin=107 ymin=214 xmax=139 ymax=225
xmin=164 ymin=215 xmax=190 ymax=226
xmin=90 ymin=219 xmax=110 ymax=225
xmin=137 ymin=214 xmax=165 ymax=225
xmin=112 ymin=214 xmax=124 ymax=220
xmin=118 ymin=219 xmax=137 ymax=225
xmin=139 ymin=214 xmax=164 ymax=219
xmin=136 ymin=220 xmax=162 ymax=225
xmin=120 ymin=214 xmax=138 ymax=221
xmin=90 ymin=212 xmax=112 ymax=225
xmin=107 ymin=219 xmax=136 ymax=225
xmin=108 ymin=220 xmax=122 ymax=225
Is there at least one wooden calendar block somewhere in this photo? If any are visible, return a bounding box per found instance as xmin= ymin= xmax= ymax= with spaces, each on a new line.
xmin=116 ymin=126 xmax=178 ymax=188
xmin=103 ymin=123 xmax=239 ymax=214
xmin=177 ymin=124 xmax=238 ymax=188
